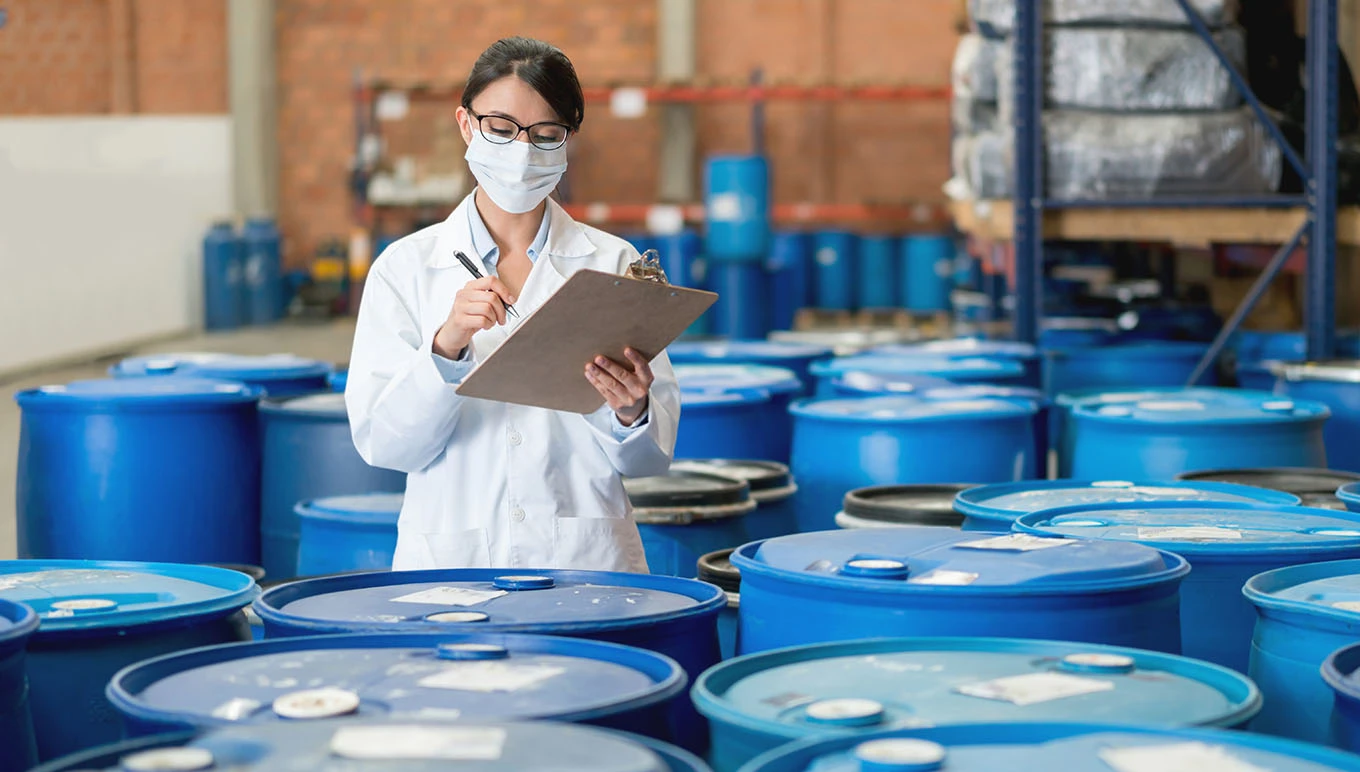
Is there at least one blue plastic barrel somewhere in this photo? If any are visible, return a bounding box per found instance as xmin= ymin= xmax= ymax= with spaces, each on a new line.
xmin=826 ymin=371 xmax=956 ymax=398
xmin=1277 ymin=361 xmax=1360 ymax=472
xmin=856 ymin=236 xmax=898 ymax=309
xmin=202 ymin=222 xmax=244 ymax=331
xmin=0 ymin=561 xmax=257 ymax=761
xmin=1039 ymin=316 xmax=1118 ymax=349
xmin=1245 ymin=559 xmax=1360 ymax=742
xmin=695 ymin=637 xmax=1260 ymax=771
xmin=295 ymin=493 xmax=400 ymax=576
xmin=920 ymin=385 xmax=1049 ymax=478
xmin=15 ymin=378 xmax=263 ymax=563
xmin=667 ymin=341 xmax=830 ymax=397
xmin=259 ymin=393 xmax=406 ymax=579
xmin=674 ymin=365 xmax=802 ymax=463
xmin=874 ymin=339 xmax=1042 ymax=388
xmin=956 ymin=479 xmax=1302 ymax=532
xmin=766 ymin=232 xmax=812 ymax=331
xmin=107 ymin=633 xmax=685 ymax=744
xmin=731 ymin=527 xmax=1187 ymax=655
xmin=242 ymin=218 xmax=283 ymax=324
xmin=705 ymin=156 xmax=769 ymax=263
xmin=626 ymin=471 xmax=756 ymax=579
xmin=0 ymin=599 xmax=38 ymax=772
xmin=671 ymin=460 xmax=799 ymax=542
xmin=901 ymin=234 xmax=955 ymax=313
xmin=1044 ymin=341 xmax=1212 ymax=396
xmin=955 ymin=252 xmax=983 ymax=293
xmin=708 ymin=263 xmax=770 ymax=340
xmin=812 ymin=232 xmax=856 ymax=310
xmin=1231 ymin=331 xmax=1360 ymax=388
xmin=625 ymin=233 xmax=661 ymax=257
xmin=697 ymin=549 xmax=741 ymax=661
xmin=810 ymin=355 xmax=1026 ymax=398
xmin=789 ymin=396 xmax=1035 ymax=533
xmin=659 ymin=229 xmax=711 ymax=337
xmin=110 ymin=352 xmax=332 ymax=396
xmin=1018 ymin=503 xmax=1360 ymax=674
xmin=328 ymin=369 xmax=347 ymax=392
xmin=1068 ymin=391 xmax=1330 ymax=480
xmin=1324 ymin=642 xmax=1360 ymax=753
xmin=739 ymin=723 xmax=1360 ymax=772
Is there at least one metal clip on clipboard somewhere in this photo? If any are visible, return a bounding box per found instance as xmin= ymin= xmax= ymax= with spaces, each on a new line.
xmin=626 ymin=249 xmax=669 ymax=285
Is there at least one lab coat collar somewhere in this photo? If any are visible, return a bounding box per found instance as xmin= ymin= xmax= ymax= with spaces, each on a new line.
xmin=429 ymin=191 xmax=595 ymax=268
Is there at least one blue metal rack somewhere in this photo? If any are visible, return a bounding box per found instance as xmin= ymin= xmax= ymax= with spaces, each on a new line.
xmin=1010 ymin=0 xmax=1340 ymax=373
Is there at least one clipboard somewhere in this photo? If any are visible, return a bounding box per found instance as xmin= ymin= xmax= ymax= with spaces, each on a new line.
xmin=455 ymin=269 xmax=717 ymax=413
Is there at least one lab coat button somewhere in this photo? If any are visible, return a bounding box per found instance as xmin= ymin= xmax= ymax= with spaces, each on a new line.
xmin=509 ymin=431 xmax=523 ymax=446
xmin=511 ymin=507 xmax=526 ymax=522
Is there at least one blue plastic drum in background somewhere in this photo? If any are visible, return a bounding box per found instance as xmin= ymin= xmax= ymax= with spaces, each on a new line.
xmin=826 ymin=371 xmax=956 ymax=398
xmin=920 ymin=384 xmax=1048 ymax=479
xmin=1068 ymin=391 xmax=1330 ymax=480
xmin=674 ymin=365 xmax=802 ymax=463
xmin=809 ymin=355 xmax=1025 ymax=398
xmin=202 ymin=222 xmax=245 ymax=331
xmin=901 ymin=234 xmax=955 ymax=313
xmin=1017 ymin=503 xmax=1360 ymax=674
xmin=766 ymin=232 xmax=812 ymax=331
xmin=954 ymin=479 xmax=1302 ymax=533
xmin=873 ymin=338 xmax=1042 ymax=388
xmin=731 ymin=527 xmax=1188 ymax=656
xmin=259 ymin=393 xmax=406 ymax=579
xmin=708 ymin=263 xmax=770 ymax=341
xmin=856 ymin=235 xmax=898 ymax=310
xmin=0 ymin=599 xmax=38 ymax=772
xmin=327 ymin=369 xmax=347 ymax=392
xmin=295 ymin=493 xmax=401 ymax=577
xmin=1043 ymin=342 xmax=1212 ymax=396
xmin=243 ymin=218 xmax=284 ymax=324
xmin=1277 ymin=361 xmax=1360 ymax=473
xmin=1039 ymin=316 xmax=1118 ymax=349
xmin=670 ymin=460 xmax=799 ymax=542
xmin=659 ymin=229 xmax=711 ymax=338
xmin=666 ymin=341 xmax=831 ymax=397
xmin=625 ymin=233 xmax=661 ymax=257
xmin=705 ymin=156 xmax=770 ymax=263
xmin=15 ymin=378 xmax=263 ymax=564
xmin=789 ymin=396 xmax=1035 ymax=532
xmin=625 ymin=471 xmax=756 ymax=579
xmin=110 ymin=352 xmax=333 ymax=396
xmin=812 ymin=231 xmax=856 ymax=310
xmin=695 ymin=637 xmax=1261 ymax=772
xmin=0 ymin=561 xmax=258 ymax=762
xmin=1230 ymin=330 xmax=1360 ymax=389
xmin=697 ymin=549 xmax=741 ymax=661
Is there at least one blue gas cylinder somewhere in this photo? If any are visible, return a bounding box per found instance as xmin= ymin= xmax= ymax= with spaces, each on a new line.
xmin=1068 ymin=390 xmax=1330 ymax=480
xmin=242 ymin=218 xmax=284 ymax=324
xmin=767 ymin=232 xmax=813 ymax=331
xmin=110 ymin=352 xmax=332 ymax=397
xmin=812 ymin=232 xmax=857 ymax=310
xmin=15 ymin=378 xmax=263 ymax=564
xmin=731 ymin=527 xmax=1187 ymax=656
xmin=666 ymin=341 xmax=831 ymax=397
xmin=856 ymin=235 xmax=898 ymax=309
xmin=295 ymin=493 xmax=401 ymax=576
xmin=695 ymin=637 xmax=1260 ymax=771
xmin=788 ymin=397 xmax=1036 ymax=533
xmin=920 ymin=384 xmax=1049 ymax=479
xmin=705 ymin=156 xmax=769 ymax=263
xmin=202 ymin=222 xmax=244 ymax=331
xmin=901 ymin=234 xmax=955 ymax=313
xmin=1044 ymin=341 xmax=1213 ymax=396
xmin=1018 ymin=503 xmax=1360 ymax=674
xmin=670 ymin=460 xmax=799 ymax=542
xmin=708 ymin=263 xmax=770 ymax=340
xmin=626 ymin=471 xmax=756 ymax=579
xmin=873 ymin=339 xmax=1042 ymax=389
xmin=0 ymin=561 xmax=257 ymax=761
xmin=259 ymin=393 xmax=406 ymax=580
xmin=1277 ymin=361 xmax=1360 ymax=473
xmin=809 ymin=355 xmax=1026 ymax=398
xmin=0 ymin=599 xmax=38 ymax=772
xmin=658 ymin=229 xmax=711 ymax=337
xmin=674 ymin=364 xmax=802 ymax=463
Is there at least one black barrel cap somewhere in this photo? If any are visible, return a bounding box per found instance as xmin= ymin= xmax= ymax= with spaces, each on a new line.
xmin=624 ymin=471 xmax=751 ymax=509
xmin=842 ymin=484 xmax=974 ymax=527
xmin=1176 ymin=467 xmax=1360 ymax=496
xmin=698 ymin=548 xmax=741 ymax=593
xmin=670 ymin=459 xmax=792 ymax=493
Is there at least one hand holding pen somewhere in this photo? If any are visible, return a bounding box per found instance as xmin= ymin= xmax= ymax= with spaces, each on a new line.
xmin=455 ymin=251 xmax=519 ymax=318
xmin=431 ymin=252 xmax=519 ymax=358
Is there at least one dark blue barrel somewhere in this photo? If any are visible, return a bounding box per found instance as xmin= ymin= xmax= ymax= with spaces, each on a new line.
xmin=15 ymin=378 xmax=263 ymax=563
xmin=826 ymin=371 xmax=956 ymax=398
xmin=1324 ymin=643 xmax=1360 ymax=753
xmin=874 ymin=339 xmax=1042 ymax=388
xmin=954 ymin=252 xmax=983 ymax=293
xmin=667 ymin=341 xmax=830 ymax=397
xmin=671 ymin=460 xmax=799 ymax=542
xmin=766 ymin=232 xmax=812 ymax=331
xmin=259 ymin=392 xmax=406 ymax=579
xmin=731 ymin=528 xmax=1187 ymax=655
xmin=1044 ymin=341 xmax=1212 ymax=396
xmin=328 ymin=369 xmax=347 ymax=392
xmin=242 ymin=217 xmax=283 ymax=324
xmin=1068 ymin=391 xmax=1330 ymax=480
xmin=697 ymin=549 xmax=741 ymax=660
xmin=812 ymin=232 xmax=856 ymax=310
xmin=955 ymin=479 xmax=1302 ymax=533
xmin=1179 ymin=467 xmax=1360 ymax=511
xmin=1018 ymin=503 xmax=1360 ymax=674
xmin=835 ymin=485 xmax=972 ymax=530
xmin=1039 ymin=316 xmax=1118 ymax=348
xmin=202 ymin=221 xmax=244 ymax=331
xmin=920 ymin=384 xmax=1049 ymax=478
xmin=856 ymin=235 xmax=898 ymax=309
xmin=625 ymin=471 xmax=756 ymax=579
xmin=0 ymin=561 xmax=257 ymax=761
xmin=740 ymin=723 xmax=1360 ymax=772
xmin=1231 ymin=330 xmax=1360 ymax=390
xmin=295 ymin=493 xmax=400 ymax=576
xmin=110 ymin=352 xmax=333 ymax=396
xmin=658 ymin=229 xmax=710 ymax=337
xmin=708 ymin=263 xmax=770 ymax=340
xmin=107 ymin=633 xmax=685 ymax=745
xmin=790 ymin=396 xmax=1035 ymax=533
xmin=29 ymin=721 xmax=711 ymax=772
xmin=1277 ymin=361 xmax=1360 ymax=472
xmin=704 ymin=156 xmax=769 ymax=263
xmin=0 ymin=599 xmax=38 ymax=772
xmin=1244 ymin=559 xmax=1360 ymax=742
xmin=674 ymin=365 xmax=802 ymax=463
xmin=809 ymin=355 xmax=1025 ymax=398
xmin=695 ymin=638 xmax=1260 ymax=771
xmin=901 ymin=234 xmax=955 ymax=313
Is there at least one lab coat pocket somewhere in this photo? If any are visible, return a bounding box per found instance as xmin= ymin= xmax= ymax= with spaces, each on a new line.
xmin=553 ymin=517 xmax=649 ymax=574
xmin=420 ymin=528 xmax=492 ymax=569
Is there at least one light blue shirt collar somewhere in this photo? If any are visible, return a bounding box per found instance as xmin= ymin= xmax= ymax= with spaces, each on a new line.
xmin=467 ymin=197 xmax=551 ymax=268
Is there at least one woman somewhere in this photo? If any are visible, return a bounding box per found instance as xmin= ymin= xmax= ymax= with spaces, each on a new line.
xmin=346 ymin=37 xmax=679 ymax=573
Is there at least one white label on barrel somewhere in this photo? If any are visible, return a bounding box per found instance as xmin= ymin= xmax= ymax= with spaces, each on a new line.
xmin=1136 ymin=527 xmax=1243 ymax=541
xmin=331 ymin=726 xmax=507 ymax=761
xmin=709 ymin=193 xmax=743 ymax=222
xmin=1098 ymin=742 xmax=1269 ymax=772
xmin=954 ymin=672 xmax=1114 ymax=706
xmin=909 ymin=569 xmax=979 ymax=586
xmin=418 ymin=662 xmax=565 ymax=693
xmin=956 ymin=534 xmax=1071 ymax=552
xmin=390 ymin=587 xmax=507 ymax=606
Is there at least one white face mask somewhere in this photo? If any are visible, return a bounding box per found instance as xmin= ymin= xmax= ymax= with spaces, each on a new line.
xmin=464 ymin=127 xmax=568 ymax=214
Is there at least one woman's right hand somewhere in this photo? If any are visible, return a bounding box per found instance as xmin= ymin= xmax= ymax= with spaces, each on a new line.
xmin=432 ymin=276 xmax=517 ymax=358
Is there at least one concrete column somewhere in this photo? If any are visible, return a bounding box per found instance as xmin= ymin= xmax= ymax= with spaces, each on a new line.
xmin=657 ymin=0 xmax=697 ymax=203
xmin=228 ymin=0 xmax=279 ymax=219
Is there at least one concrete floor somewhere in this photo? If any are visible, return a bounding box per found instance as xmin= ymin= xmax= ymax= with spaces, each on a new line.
xmin=0 ymin=319 xmax=358 ymax=559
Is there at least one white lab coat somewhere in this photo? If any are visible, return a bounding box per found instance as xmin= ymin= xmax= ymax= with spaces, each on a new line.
xmin=345 ymin=194 xmax=679 ymax=573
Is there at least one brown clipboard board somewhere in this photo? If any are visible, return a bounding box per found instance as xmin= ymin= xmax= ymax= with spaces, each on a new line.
xmin=455 ymin=269 xmax=718 ymax=413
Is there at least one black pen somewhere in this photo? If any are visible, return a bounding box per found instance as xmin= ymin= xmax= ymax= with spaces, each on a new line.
xmin=454 ymin=250 xmax=519 ymax=319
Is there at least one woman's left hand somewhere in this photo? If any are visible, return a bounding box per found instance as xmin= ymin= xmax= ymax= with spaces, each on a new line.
xmin=586 ymin=348 xmax=653 ymax=426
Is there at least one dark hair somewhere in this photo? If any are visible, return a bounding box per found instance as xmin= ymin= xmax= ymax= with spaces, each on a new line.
xmin=462 ymin=37 xmax=584 ymax=130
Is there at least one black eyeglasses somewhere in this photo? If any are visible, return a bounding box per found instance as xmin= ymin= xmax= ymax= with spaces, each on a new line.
xmin=469 ymin=110 xmax=573 ymax=151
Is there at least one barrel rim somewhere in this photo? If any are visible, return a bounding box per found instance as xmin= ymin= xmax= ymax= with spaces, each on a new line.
xmin=258 ymin=391 xmax=349 ymax=417
xmin=294 ymin=494 xmax=403 ymax=526
xmin=1323 ymin=640 xmax=1360 ymax=706
xmin=697 ymin=548 xmax=740 ymax=593
xmin=666 ymin=340 xmax=835 ymax=360
xmin=0 ymin=596 xmax=39 ymax=651
xmin=692 ymin=637 xmax=1262 ymax=740
xmin=789 ymin=395 xmax=1037 ymax=424
xmin=106 ymin=631 xmax=688 ymax=731
xmin=809 ymin=355 xmax=1026 ymax=381
xmin=625 ymin=470 xmax=752 ymax=510
xmin=1243 ymin=558 xmax=1360 ymax=626
xmin=667 ymin=459 xmax=794 ymax=495
xmin=14 ymin=378 xmax=264 ymax=409
xmin=1337 ymin=483 xmax=1360 ymax=511
xmin=25 ymin=731 xmax=199 ymax=772
xmin=1042 ymin=341 xmax=1211 ymax=360
xmin=869 ymin=340 xmax=1039 ymax=360
xmin=953 ymin=480 xmax=1303 ymax=526
xmin=1071 ymin=395 xmax=1331 ymax=425
xmin=1281 ymin=359 xmax=1360 ymax=384
xmin=1177 ymin=466 xmax=1360 ymax=492
xmin=843 ymin=484 xmax=975 ymax=523
xmin=113 ymin=353 xmax=334 ymax=382
xmin=672 ymin=364 xmax=803 ymax=395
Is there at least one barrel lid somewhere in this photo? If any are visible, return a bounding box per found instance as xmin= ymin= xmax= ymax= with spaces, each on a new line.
xmin=680 ymin=389 xmax=771 ymax=408
xmin=252 ymin=568 xmax=724 ymax=636
xmin=0 ymin=597 xmax=38 ymax=647
xmin=624 ymin=471 xmax=751 ymax=509
xmin=921 ymin=384 xmax=1045 ymax=406
xmin=1042 ymin=317 xmax=1119 ymax=332
xmin=1323 ymin=642 xmax=1360 ymax=704
xmin=1281 ymin=359 xmax=1360 ymax=384
xmin=106 ymin=632 xmax=685 ymax=730
xmin=769 ymin=329 xmax=919 ymax=357
xmin=16 ymin=377 xmax=260 ymax=407
xmin=1177 ymin=467 xmax=1360 ymax=495
xmin=955 ymin=480 xmax=1303 ymax=528
xmin=1016 ymin=502 xmax=1360 ymax=556
xmin=1235 ymin=330 xmax=1360 ymax=362
xmin=668 ymin=340 xmax=833 ymax=362
xmin=0 ymin=560 xmax=259 ymax=634
xmin=669 ymin=459 xmax=793 ymax=495
xmin=1045 ymin=341 xmax=1209 ymax=359
xmin=871 ymin=339 xmax=1038 ymax=360
xmin=674 ymin=364 xmax=802 ymax=395
xmin=698 ymin=549 xmax=741 ymax=593
xmin=731 ymin=527 xmax=1186 ymax=594
xmin=843 ymin=486 xmax=973 ymax=527
xmin=694 ymin=638 xmax=1260 ymax=739
xmin=262 ymin=391 xmax=347 ymax=416
xmin=1244 ymin=559 xmax=1360 ymax=624
xmin=811 ymin=356 xmax=1025 ymax=383
xmin=831 ymin=372 xmax=957 ymax=396
xmin=297 ymin=494 xmax=404 ymax=525
xmin=1072 ymin=393 xmax=1329 ymax=425
xmin=791 ymin=396 xmax=1035 ymax=424
xmin=113 ymin=352 xmax=332 ymax=381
